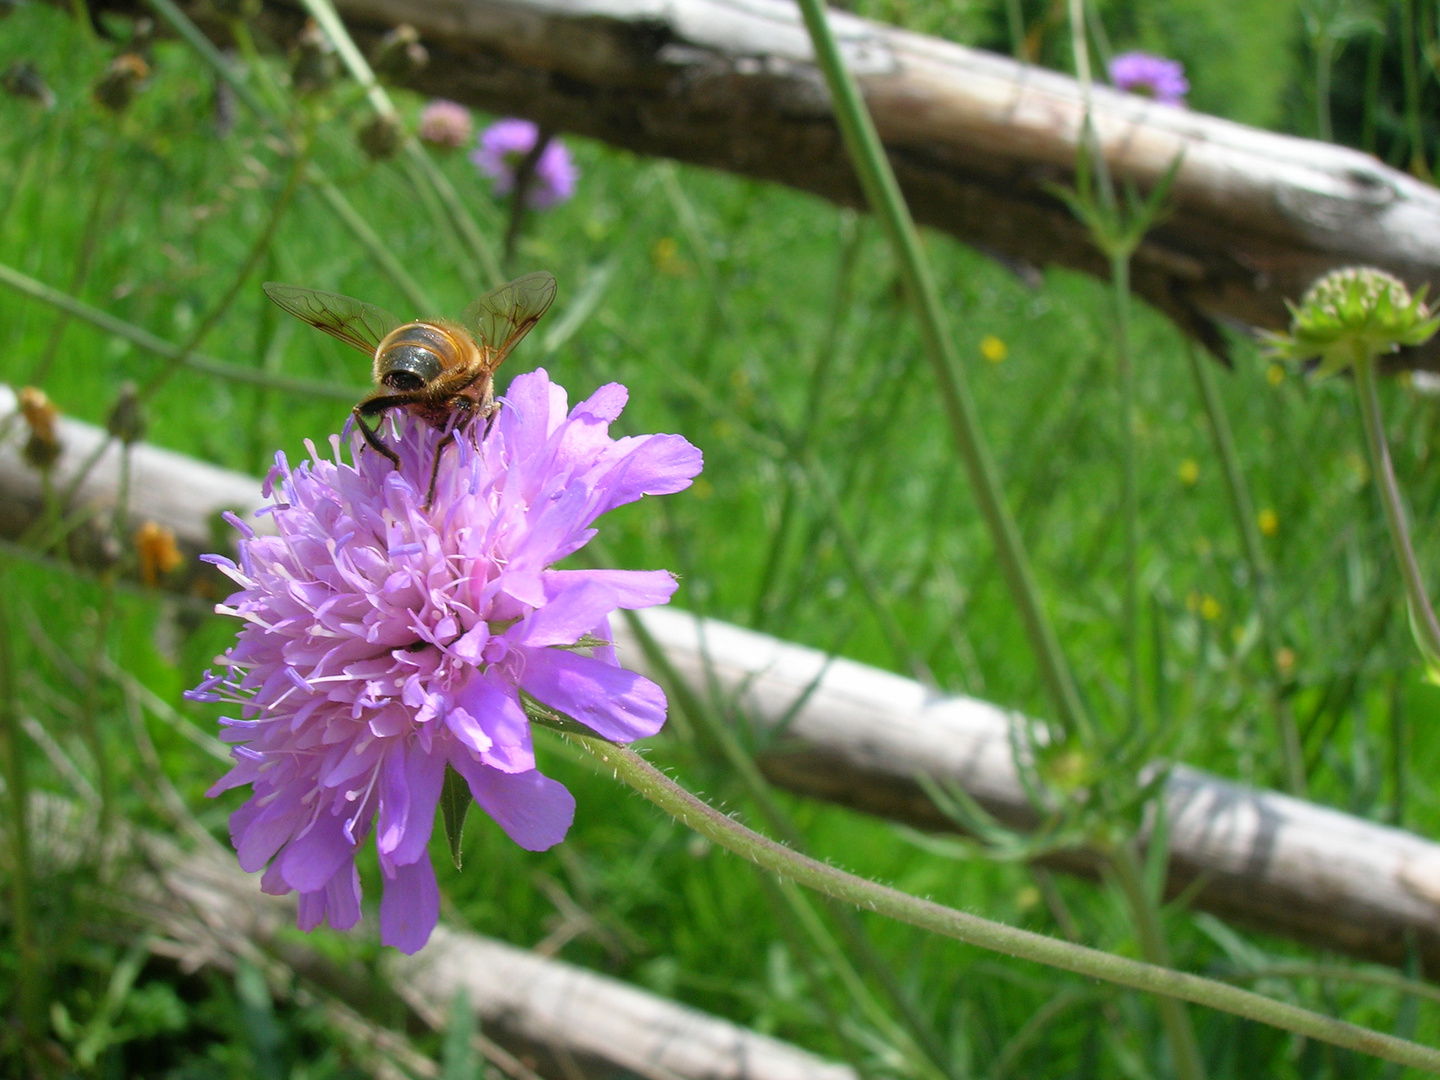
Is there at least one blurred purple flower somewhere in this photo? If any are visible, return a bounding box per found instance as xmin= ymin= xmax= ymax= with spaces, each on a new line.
xmin=189 ymin=370 xmax=702 ymax=954
xmin=418 ymin=100 xmax=472 ymax=150
xmin=471 ymin=118 xmax=578 ymax=209
xmin=1108 ymin=52 xmax=1189 ymax=106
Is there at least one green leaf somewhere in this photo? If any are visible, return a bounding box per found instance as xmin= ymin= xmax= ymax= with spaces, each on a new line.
xmin=440 ymin=764 xmax=472 ymax=871
xmin=440 ymin=989 xmax=482 ymax=1080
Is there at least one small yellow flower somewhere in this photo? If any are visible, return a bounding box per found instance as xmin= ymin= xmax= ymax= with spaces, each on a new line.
xmin=1275 ymin=646 xmax=1296 ymax=677
xmin=135 ymin=521 xmax=183 ymax=586
xmin=651 ymin=236 xmax=687 ymax=275
xmin=1178 ymin=459 xmax=1200 ymax=486
xmin=980 ymin=336 xmax=1008 ymax=363
xmin=1266 ymin=362 xmax=1286 ymax=387
xmin=1258 ymin=508 xmax=1279 ymax=537
xmin=1199 ymin=595 xmax=1221 ymax=621
xmin=1015 ymin=886 xmax=1040 ymax=910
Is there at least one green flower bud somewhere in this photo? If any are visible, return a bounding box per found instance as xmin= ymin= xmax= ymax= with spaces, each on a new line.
xmin=1264 ymin=267 xmax=1440 ymax=376
xmin=291 ymin=21 xmax=339 ymax=97
xmin=370 ymin=24 xmax=428 ymax=83
xmin=357 ymin=114 xmax=403 ymax=161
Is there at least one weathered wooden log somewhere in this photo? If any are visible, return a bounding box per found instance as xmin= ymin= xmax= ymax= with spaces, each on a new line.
xmin=153 ymin=0 xmax=1440 ymax=368
xmin=6 ymin=388 xmax=1440 ymax=971
xmin=48 ymin=799 xmax=856 ymax=1080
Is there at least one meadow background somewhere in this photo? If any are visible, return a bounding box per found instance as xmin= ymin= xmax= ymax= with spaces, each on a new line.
xmin=3 ymin=0 xmax=1440 ymax=1076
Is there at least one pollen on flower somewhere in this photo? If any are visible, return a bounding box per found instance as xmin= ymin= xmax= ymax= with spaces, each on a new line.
xmin=188 ymin=370 xmax=702 ymax=954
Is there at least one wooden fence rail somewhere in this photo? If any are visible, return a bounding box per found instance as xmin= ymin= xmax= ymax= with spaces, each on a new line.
xmin=126 ymin=0 xmax=1440 ymax=368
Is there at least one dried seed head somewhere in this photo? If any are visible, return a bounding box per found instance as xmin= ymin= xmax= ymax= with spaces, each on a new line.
xmin=291 ymin=21 xmax=338 ymax=96
xmin=106 ymin=382 xmax=146 ymax=445
xmin=3 ymin=61 xmax=55 ymax=109
xmin=370 ymin=24 xmax=428 ymax=82
xmin=19 ymin=386 xmax=61 ymax=471
xmin=93 ymin=53 xmax=150 ymax=114
xmin=135 ymin=521 xmax=183 ymax=586
xmin=1265 ymin=267 xmax=1440 ymax=376
xmin=357 ymin=114 xmax=403 ymax=161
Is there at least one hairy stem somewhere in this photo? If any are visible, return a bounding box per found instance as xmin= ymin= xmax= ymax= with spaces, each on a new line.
xmin=564 ymin=733 xmax=1440 ymax=1073
xmin=1353 ymin=352 xmax=1440 ymax=667
xmin=1107 ymin=840 xmax=1206 ymax=1080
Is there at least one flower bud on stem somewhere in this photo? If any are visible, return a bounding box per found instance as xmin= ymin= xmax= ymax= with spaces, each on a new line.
xmin=1267 ymin=268 xmax=1440 ymax=677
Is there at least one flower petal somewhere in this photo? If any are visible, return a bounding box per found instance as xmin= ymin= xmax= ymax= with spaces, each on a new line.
xmin=451 ymin=756 xmax=574 ymax=851
xmin=543 ymin=568 xmax=677 ymax=611
xmin=519 ymin=648 xmax=667 ymax=742
xmin=280 ymin=809 xmax=356 ymax=893
xmin=380 ymin=856 xmax=439 ymax=955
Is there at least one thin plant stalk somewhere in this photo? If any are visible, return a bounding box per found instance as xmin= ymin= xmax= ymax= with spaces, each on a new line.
xmin=1353 ymin=351 xmax=1440 ymax=664
xmin=792 ymin=0 xmax=1090 ymax=741
xmin=29 ymin=137 xmax=118 ymax=386
xmin=751 ymin=216 xmax=863 ymax=630
xmin=617 ymin=605 xmax=957 ymax=1078
xmin=1110 ymin=251 xmax=1142 ymax=732
xmin=138 ymin=130 xmax=312 ymax=402
xmin=143 ymin=0 xmax=438 ymax=311
xmin=1400 ymin=0 xmax=1430 ymax=179
xmin=295 ymin=0 xmax=505 ymax=287
xmin=0 ymin=260 xmax=360 ymax=400
xmin=1107 ymin=840 xmax=1206 ymax=1080
xmin=503 ymin=131 xmax=552 ymax=272
xmin=0 ymin=576 xmax=41 ymax=1059
xmin=1186 ymin=344 xmax=1306 ymax=793
xmin=560 ymin=732 xmax=1440 ymax=1073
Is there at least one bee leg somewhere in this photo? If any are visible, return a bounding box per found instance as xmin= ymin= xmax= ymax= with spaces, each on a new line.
xmin=352 ymin=404 xmax=401 ymax=469
xmin=422 ymin=398 xmax=477 ymax=510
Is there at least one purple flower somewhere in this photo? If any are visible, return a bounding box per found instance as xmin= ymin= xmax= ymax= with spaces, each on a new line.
xmin=471 ymin=119 xmax=578 ymax=209
xmin=418 ymin=100 xmax=472 ymax=150
xmin=1108 ymin=52 xmax=1189 ymax=107
xmin=189 ymin=370 xmax=702 ymax=954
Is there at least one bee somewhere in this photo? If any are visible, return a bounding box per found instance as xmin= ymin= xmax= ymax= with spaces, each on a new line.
xmin=262 ymin=272 xmax=557 ymax=502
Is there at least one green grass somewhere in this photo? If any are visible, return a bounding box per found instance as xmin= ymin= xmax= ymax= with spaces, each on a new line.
xmin=3 ymin=2 xmax=1440 ymax=1077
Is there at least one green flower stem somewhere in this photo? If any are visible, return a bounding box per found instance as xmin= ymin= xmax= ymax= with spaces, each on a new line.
xmin=1107 ymin=840 xmax=1205 ymax=1080
xmin=297 ymin=0 xmax=505 ymax=289
xmin=142 ymin=0 xmax=439 ymax=312
xmin=138 ymin=129 xmax=312 ymax=402
xmin=0 ymin=261 xmax=361 ymax=401
xmin=1111 ymin=252 xmax=1141 ymax=731
xmin=0 ymin=576 xmax=41 ymax=1059
xmin=1186 ymin=345 xmax=1306 ymax=794
xmin=616 ymin=606 xmax=955 ymax=1079
xmin=793 ymin=0 xmax=1090 ymax=741
xmin=1353 ymin=351 xmax=1440 ymax=667
xmin=566 ymin=733 xmax=1440 ymax=1072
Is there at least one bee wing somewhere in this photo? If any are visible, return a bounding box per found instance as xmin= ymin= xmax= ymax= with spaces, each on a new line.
xmin=461 ymin=271 xmax=557 ymax=370
xmin=262 ymin=282 xmax=401 ymax=356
